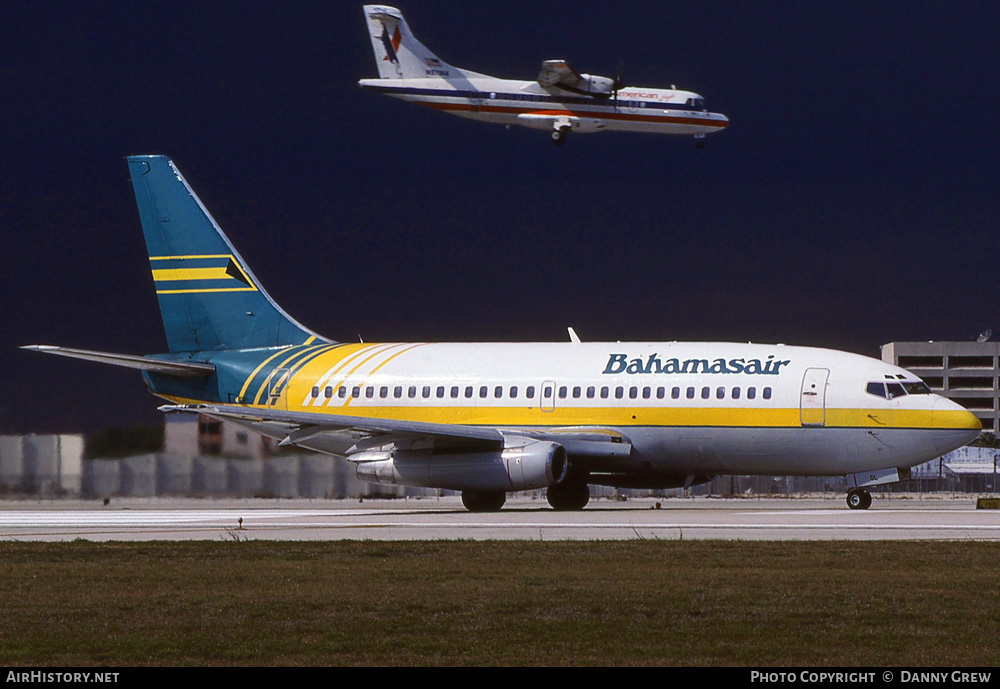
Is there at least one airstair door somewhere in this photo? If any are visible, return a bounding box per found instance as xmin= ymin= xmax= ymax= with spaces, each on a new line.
xmin=268 ymin=368 xmax=290 ymax=410
xmin=800 ymin=368 xmax=829 ymax=426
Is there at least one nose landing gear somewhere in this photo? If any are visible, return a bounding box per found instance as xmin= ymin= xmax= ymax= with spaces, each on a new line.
xmin=550 ymin=126 xmax=570 ymax=146
xmin=846 ymin=488 xmax=872 ymax=510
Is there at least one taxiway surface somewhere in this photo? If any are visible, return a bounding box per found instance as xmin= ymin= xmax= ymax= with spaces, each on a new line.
xmin=1 ymin=495 xmax=998 ymax=541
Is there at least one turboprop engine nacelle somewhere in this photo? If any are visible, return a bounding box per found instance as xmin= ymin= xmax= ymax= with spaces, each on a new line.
xmin=581 ymin=74 xmax=615 ymax=94
xmin=353 ymin=437 xmax=568 ymax=492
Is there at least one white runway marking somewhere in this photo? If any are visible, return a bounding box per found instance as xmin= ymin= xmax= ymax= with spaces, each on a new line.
xmin=1 ymin=499 xmax=997 ymax=541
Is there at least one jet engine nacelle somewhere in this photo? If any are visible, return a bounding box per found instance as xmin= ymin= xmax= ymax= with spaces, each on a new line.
xmin=353 ymin=438 xmax=568 ymax=492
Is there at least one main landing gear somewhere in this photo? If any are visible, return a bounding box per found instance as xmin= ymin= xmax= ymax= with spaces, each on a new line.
xmin=694 ymin=133 xmax=706 ymax=149
xmin=550 ymin=126 xmax=570 ymax=146
xmin=846 ymin=488 xmax=873 ymax=510
xmin=546 ymin=482 xmax=591 ymax=510
xmin=462 ymin=490 xmax=506 ymax=512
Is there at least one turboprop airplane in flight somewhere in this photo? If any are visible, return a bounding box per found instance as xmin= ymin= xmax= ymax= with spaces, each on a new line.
xmin=24 ymin=157 xmax=980 ymax=511
xmin=357 ymin=5 xmax=729 ymax=146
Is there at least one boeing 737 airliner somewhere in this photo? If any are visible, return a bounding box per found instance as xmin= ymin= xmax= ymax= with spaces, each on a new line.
xmin=358 ymin=5 xmax=729 ymax=146
xmin=24 ymin=157 xmax=980 ymax=511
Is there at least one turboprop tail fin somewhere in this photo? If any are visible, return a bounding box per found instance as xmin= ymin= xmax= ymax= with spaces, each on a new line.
xmin=363 ymin=5 xmax=456 ymax=79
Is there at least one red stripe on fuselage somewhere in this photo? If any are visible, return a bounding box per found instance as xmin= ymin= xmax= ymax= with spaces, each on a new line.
xmin=419 ymin=101 xmax=729 ymax=129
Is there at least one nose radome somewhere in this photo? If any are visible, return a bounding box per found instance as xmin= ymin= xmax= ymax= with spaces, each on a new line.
xmin=932 ymin=397 xmax=982 ymax=454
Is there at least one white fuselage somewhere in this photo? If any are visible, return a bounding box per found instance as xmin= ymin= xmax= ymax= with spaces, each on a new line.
xmin=215 ymin=340 xmax=980 ymax=483
xmin=358 ymin=75 xmax=730 ymax=137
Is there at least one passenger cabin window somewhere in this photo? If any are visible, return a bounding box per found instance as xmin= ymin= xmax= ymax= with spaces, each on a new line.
xmin=351 ymin=386 xmax=360 ymax=398
xmin=437 ymin=386 xmax=445 ymax=398
xmin=339 ymin=386 xmax=347 ymax=399
xmin=494 ymin=386 xmax=503 ymax=399
xmin=732 ymin=387 xmax=741 ymax=399
xmin=408 ymin=386 xmax=416 ymax=398
xmin=422 ymin=386 xmax=431 ymax=398
xmin=686 ymin=387 xmax=695 ymax=399
xmin=311 ymin=386 xmax=319 ymax=398
xmin=325 ymin=386 xmax=333 ymax=399
xmin=747 ymin=387 xmax=756 ymax=400
xmin=763 ymin=387 xmax=772 ymax=400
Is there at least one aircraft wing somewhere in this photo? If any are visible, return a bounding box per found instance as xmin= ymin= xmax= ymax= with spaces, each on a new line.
xmin=160 ymin=403 xmax=632 ymax=459
xmin=537 ymin=59 xmax=584 ymax=89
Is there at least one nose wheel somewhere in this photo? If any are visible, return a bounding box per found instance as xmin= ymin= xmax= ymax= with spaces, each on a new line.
xmin=846 ymin=488 xmax=872 ymax=510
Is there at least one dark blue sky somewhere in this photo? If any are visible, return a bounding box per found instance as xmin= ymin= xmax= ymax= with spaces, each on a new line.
xmin=3 ymin=2 xmax=998 ymax=433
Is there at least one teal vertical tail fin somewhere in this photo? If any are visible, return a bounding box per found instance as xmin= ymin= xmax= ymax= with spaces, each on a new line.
xmin=127 ymin=155 xmax=330 ymax=353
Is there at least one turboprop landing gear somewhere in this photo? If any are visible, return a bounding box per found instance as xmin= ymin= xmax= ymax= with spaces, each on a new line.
xmin=694 ymin=133 xmax=706 ymax=149
xmin=550 ymin=126 xmax=569 ymax=146
xmin=546 ymin=482 xmax=590 ymax=510
xmin=462 ymin=490 xmax=506 ymax=512
xmin=846 ymin=488 xmax=872 ymax=510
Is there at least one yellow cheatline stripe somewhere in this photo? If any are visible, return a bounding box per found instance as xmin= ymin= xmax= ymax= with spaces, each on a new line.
xmin=156 ymin=392 xmax=979 ymax=432
xmin=153 ymin=267 xmax=233 ymax=282
xmin=156 ymin=287 xmax=257 ymax=294
xmin=238 ymin=347 xmax=300 ymax=402
xmin=285 ymin=344 xmax=342 ymax=388
xmin=149 ymin=254 xmax=232 ymax=261
xmin=300 ymin=343 xmax=387 ymax=406
xmin=303 ymin=336 xmax=316 ymax=345
xmin=253 ymin=345 xmax=330 ymax=406
xmin=367 ymin=343 xmax=427 ymax=375
xmin=340 ymin=344 xmax=413 ymax=408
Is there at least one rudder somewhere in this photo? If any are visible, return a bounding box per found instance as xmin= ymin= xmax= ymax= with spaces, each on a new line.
xmin=127 ymin=155 xmax=329 ymax=353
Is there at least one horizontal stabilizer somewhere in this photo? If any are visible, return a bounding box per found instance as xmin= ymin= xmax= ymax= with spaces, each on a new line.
xmin=22 ymin=346 xmax=215 ymax=377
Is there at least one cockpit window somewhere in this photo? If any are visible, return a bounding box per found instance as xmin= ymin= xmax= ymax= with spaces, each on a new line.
xmin=902 ymin=381 xmax=932 ymax=395
xmin=885 ymin=382 xmax=906 ymax=399
xmin=866 ymin=382 xmax=886 ymax=398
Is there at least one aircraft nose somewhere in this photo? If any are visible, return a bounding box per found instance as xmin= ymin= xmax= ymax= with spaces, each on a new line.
xmin=932 ymin=397 xmax=982 ymax=454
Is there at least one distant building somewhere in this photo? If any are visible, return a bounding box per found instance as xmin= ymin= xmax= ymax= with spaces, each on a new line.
xmin=882 ymin=341 xmax=999 ymax=434
xmin=164 ymin=414 xmax=278 ymax=459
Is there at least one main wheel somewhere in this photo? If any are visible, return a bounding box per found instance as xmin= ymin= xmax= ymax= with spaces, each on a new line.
xmin=846 ymin=488 xmax=871 ymax=510
xmin=462 ymin=490 xmax=506 ymax=512
xmin=550 ymin=127 xmax=568 ymax=146
xmin=547 ymin=482 xmax=590 ymax=511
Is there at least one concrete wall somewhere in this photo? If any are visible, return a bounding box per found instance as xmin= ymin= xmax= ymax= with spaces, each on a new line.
xmin=79 ymin=453 xmax=417 ymax=499
xmin=0 ymin=435 xmax=83 ymax=495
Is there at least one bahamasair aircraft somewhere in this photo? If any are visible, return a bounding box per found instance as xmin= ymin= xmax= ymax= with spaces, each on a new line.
xmin=357 ymin=5 xmax=729 ymax=146
xmin=25 ymin=157 xmax=980 ymax=511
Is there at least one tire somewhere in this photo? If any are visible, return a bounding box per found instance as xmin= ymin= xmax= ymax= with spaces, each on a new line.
xmin=462 ymin=490 xmax=506 ymax=512
xmin=547 ymin=482 xmax=590 ymax=511
xmin=846 ymin=489 xmax=871 ymax=510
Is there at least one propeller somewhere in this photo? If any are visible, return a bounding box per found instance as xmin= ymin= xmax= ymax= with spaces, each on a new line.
xmin=612 ymin=59 xmax=625 ymax=111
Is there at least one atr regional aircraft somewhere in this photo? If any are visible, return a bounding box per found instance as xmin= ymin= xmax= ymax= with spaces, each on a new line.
xmin=24 ymin=157 xmax=980 ymax=511
xmin=357 ymin=5 xmax=729 ymax=146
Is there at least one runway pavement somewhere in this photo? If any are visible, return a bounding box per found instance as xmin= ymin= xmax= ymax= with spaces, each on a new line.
xmin=1 ymin=495 xmax=998 ymax=541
